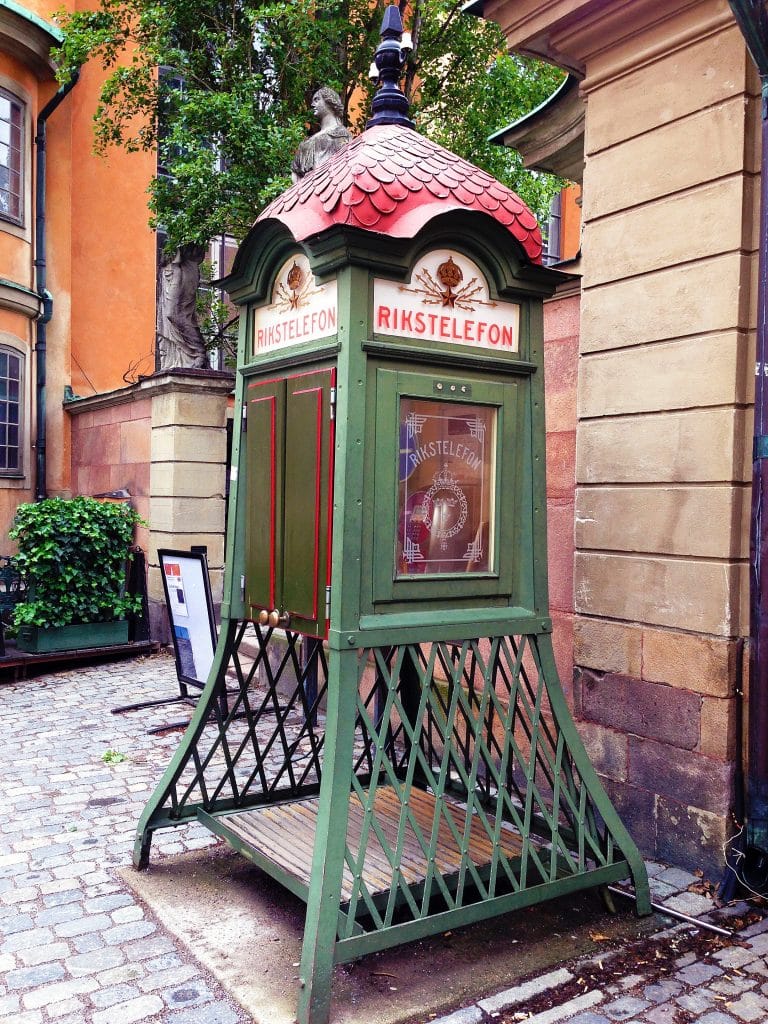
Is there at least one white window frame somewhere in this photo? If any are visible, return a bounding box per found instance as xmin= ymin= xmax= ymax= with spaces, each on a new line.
xmin=0 ymin=344 xmax=25 ymax=477
xmin=0 ymin=87 xmax=25 ymax=227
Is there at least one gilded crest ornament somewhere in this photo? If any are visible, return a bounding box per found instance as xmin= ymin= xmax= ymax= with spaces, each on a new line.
xmin=424 ymin=465 xmax=469 ymax=550
xmin=270 ymin=256 xmax=322 ymax=313
xmin=286 ymin=261 xmax=304 ymax=294
xmin=437 ymin=256 xmax=463 ymax=306
xmin=400 ymin=254 xmax=499 ymax=312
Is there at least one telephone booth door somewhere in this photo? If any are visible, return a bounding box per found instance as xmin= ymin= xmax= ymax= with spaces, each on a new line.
xmin=245 ymin=366 xmax=335 ymax=639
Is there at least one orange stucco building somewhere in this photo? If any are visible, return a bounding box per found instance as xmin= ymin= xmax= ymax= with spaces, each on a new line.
xmin=0 ymin=0 xmax=156 ymax=538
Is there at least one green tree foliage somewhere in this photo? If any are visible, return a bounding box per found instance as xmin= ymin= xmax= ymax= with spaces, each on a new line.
xmin=55 ymin=0 xmax=565 ymax=251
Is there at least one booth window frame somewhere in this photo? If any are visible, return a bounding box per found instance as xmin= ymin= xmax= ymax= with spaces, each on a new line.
xmin=369 ymin=366 xmax=522 ymax=609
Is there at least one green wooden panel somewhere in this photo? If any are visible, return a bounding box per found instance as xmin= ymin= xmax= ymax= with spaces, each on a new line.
xmin=16 ymin=620 xmax=129 ymax=653
xmin=245 ymin=376 xmax=285 ymax=615
xmin=369 ymin=367 xmax=521 ymax=611
xmin=283 ymin=368 xmax=334 ymax=637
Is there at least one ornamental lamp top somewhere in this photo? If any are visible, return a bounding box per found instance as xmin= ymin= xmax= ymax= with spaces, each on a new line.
xmin=367 ymin=3 xmax=415 ymax=130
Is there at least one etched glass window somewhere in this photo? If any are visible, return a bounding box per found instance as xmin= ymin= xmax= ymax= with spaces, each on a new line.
xmin=0 ymin=90 xmax=23 ymax=225
xmin=0 ymin=349 xmax=22 ymax=473
xmin=397 ymin=397 xmax=495 ymax=576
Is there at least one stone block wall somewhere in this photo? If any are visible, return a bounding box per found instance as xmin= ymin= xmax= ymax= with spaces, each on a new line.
xmin=67 ymin=369 xmax=234 ymax=642
xmin=543 ymin=283 xmax=579 ymax=700
xmin=571 ymin=4 xmax=757 ymax=875
xmin=484 ymin=0 xmax=760 ymax=876
xmin=572 ymin=623 xmax=742 ymax=876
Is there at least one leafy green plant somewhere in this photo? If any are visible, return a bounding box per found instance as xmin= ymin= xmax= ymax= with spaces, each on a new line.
xmin=9 ymin=497 xmax=146 ymax=628
xmin=102 ymin=748 xmax=128 ymax=764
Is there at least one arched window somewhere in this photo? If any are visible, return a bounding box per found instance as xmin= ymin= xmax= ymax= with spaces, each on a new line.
xmin=0 ymin=88 xmax=24 ymax=226
xmin=0 ymin=348 xmax=23 ymax=473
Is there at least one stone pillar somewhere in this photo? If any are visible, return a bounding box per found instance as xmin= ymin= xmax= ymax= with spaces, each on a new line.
xmin=569 ymin=8 xmax=757 ymax=875
xmin=65 ymin=368 xmax=234 ymax=643
xmin=478 ymin=0 xmax=759 ymax=874
xmin=147 ymin=369 xmax=234 ymax=641
xmin=544 ymin=277 xmax=580 ymax=700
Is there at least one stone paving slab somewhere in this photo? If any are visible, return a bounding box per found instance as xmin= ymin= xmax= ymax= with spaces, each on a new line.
xmin=1 ymin=650 xmax=766 ymax=1024
xmin=431 ymin=896 xmax=768 ymax=1024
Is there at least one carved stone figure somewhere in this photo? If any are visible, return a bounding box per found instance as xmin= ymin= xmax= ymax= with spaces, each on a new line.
xmin=291 ymin=87 xmax=351 ymax=182
xmin=156 ymin=244 xmax=208 ymax=370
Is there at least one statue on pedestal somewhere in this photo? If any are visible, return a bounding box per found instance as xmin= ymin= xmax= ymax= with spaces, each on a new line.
xmin=156 ymin=243 xmax=209 ymax=370
xmin=291 ymin=88 xmax=351 ymax=182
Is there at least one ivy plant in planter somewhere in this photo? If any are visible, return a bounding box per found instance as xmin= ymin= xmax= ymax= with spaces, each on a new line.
xmin=9 ymin=497 xmax=146 ymax=653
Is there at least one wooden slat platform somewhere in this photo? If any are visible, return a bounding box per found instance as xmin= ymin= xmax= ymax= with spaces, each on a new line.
xmin=200 ymin=786 xmax=527 ymax=903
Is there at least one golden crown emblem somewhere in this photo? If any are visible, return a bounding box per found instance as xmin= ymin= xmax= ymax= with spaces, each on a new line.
xmin=437 ymin=256 xmax=463 ymax=290
xmin=286 ymin=261 xmax=304 ymax=292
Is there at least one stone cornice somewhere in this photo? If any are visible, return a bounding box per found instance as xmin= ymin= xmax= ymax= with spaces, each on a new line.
xmin=0 ymin=0 xmax=62 ymax=78
xmin=0 ymin=278 xmax=41 ymax=319
xmin=64 ymin=369 xmax=235 ymax=414
xmin=549 ymin=255 xmax=582 ymax=299
xmin=470 ymin=0 xmax=736 ymax=89
xmin=491 ymin=75 xmax=585 ymax=182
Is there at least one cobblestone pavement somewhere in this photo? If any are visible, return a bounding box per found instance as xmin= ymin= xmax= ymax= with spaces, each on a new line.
xmin=2 ymin=650 xmax=767 ymax=1024
xmin=1 ymin=651 xmax=246 ymax=1024
xmin=434 ymin=894 xmax=768 ymax=1024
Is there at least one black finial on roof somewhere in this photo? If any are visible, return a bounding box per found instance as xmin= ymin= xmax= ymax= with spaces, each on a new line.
xmin=366 ymin=3 xmax=415 ymax=129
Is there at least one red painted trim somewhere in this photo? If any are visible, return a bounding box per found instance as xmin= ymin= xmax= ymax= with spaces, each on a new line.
xmin=248 ymin=375 xmax=285 ymax=389
xmin=249 ymin=392 xmax=278 ymax=607
xmin=325 ymin=367 xmax=336 ymax=639
xmin=286 ymin=367 xmax=329 ymax=382
xmin=288 ymin=381 xmax=323 ymax=621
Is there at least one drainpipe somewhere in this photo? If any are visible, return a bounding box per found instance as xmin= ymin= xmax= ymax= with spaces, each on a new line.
xmin=728 ymin=0 xmax=768 ymax=887
xmin=33 ymin=71 xmax=79 ymax=501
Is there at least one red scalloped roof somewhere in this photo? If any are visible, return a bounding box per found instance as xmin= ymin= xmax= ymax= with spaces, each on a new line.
xmin=259 ymin=124 xmax=543 ymax=263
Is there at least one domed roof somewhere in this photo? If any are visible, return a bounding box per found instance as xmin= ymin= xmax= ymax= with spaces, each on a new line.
xmin=259 ymin=124 xmax=543 ymax=264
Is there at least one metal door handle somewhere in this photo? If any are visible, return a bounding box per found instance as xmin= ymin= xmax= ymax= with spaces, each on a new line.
xmin=258 ymin=609 xmax=291 ymax=629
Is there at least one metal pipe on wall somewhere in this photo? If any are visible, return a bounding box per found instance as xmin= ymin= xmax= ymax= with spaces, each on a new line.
xmin=728 ymin=0 xmax=768 ymax=888
xmin=33 ymin=72 xmax=79 ymax=501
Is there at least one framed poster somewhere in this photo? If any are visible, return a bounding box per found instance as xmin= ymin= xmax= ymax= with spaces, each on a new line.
xmin=158 ymin=549 xmax=217 ymax=689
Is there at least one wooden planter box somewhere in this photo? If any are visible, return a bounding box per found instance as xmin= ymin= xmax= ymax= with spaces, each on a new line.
xmin=16 ymin=620 xmax=129 ymax=654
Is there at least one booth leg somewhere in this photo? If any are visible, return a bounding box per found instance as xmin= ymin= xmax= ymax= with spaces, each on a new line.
xmin=536 ymin=634 xmax=652 ymax=917
xmin=133 ymin=828 xmax=153 ymax=872
xmin=297 ymin=649 xmax=358 ymax=1024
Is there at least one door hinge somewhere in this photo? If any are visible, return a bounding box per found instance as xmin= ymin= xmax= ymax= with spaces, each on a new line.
xmin=325 ymin=585 xmax=331 ymax=620
xmin=242 ymin=403 xmax=247 ymax=432
xmin=330 ymin=387 xmax=336 ymax=421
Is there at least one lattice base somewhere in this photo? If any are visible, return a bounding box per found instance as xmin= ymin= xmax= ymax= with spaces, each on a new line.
xmin=134 ymin=621 xmax=650 ymax=1022
xmin=199 ymin=784 xmax=530 ymax=905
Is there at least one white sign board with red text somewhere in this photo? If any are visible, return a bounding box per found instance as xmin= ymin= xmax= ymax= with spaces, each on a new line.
xmin=252 ymin=253 xmax=338 ymax=356
xmin=373 ymin=250 xmax=520 ymax=352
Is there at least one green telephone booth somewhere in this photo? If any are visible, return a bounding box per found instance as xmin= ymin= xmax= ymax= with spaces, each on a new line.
xmin=134 ymin=11 xmax=650 ymax=1023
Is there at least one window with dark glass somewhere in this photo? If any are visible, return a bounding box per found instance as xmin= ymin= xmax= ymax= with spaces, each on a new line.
xmin=0 ymin=350 xmax=22 ymax=473
xmin=0 ymin=90 xmax=23 ymax=225
xmin=542 ymin=191 xmax=562 ymax=267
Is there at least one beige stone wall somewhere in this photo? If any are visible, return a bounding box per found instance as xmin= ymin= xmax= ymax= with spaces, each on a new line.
xmin=575 ymin=9 xmax=757 ymax=874
xmin=482 ymin=0 xmax=759 ymax=874
xmin=576 ymin=17 xmax=756 ymax=637
xmin=146 ymin=372 xmax=233 ymax=641
xmin=67 ymin=370 xmax=234 ymax=642
xmin=544 ymin=284 xmax=580 ymax=699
